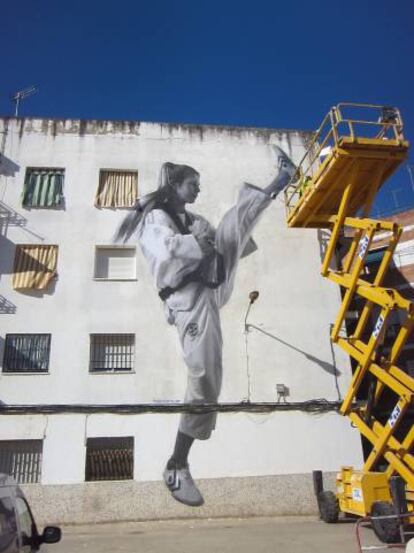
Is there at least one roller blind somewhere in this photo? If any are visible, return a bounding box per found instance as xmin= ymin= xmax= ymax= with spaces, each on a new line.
xmin=95 ymin=247 xmax=136 ymax=279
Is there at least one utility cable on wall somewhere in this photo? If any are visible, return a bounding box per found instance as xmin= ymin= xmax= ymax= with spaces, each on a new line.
xmin=243 ymin=291 xmax=259 ymax=402
xmin=0 ymin=400 xmax=342 ymax=416
xmin=243 ymin=290 xmax=342 ymax=404
xmin=42 ymin=415 xmax=49 ymax=439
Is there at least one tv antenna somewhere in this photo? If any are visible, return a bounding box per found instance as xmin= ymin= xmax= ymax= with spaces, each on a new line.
xmin=11 ymin=86 xmax=38 ymax=117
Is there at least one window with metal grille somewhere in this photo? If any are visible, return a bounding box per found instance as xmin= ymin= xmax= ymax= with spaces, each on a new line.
xmin=89 ymin=334 xmax=135 ymax=372
xmin=3 ymin=334 xmax=51 ymax=373
xmin=0 ymin=440 xmax=42 ymax=484
xmin=95 ymin=170 xmax=138 ymax=208
xmin=85 ymin=437 xmax=134 ymax=481
xmin=94 ymin=246 xmax=136 ymax=280
xmin=22 ymin=168 xmax=64 ymax=208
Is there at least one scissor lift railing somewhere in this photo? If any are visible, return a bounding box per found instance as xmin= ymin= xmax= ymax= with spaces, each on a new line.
xmin=284 ymin=104 xmax=414 ymax=531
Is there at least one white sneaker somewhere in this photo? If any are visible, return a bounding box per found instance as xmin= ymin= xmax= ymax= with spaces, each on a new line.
xmin=163 ymin=464 xmax=204 ymax=507
xmin=270 ymin=146 xmax=298 ymax=196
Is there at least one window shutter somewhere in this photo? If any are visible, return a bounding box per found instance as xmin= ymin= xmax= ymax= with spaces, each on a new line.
xmin=85 ymin=437 xmax=134 ymax=481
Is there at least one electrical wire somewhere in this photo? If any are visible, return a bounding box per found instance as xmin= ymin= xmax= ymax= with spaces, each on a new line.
xmin=42 ymin=415 xmax=49 ymax=439
xmin=329 ymin=324 xmax=342 ymax=402
xmin=244 ymin=324 xmax=252 ymax=403
xmin=84 ymin=413 xmax=90 ymax=446
xmin=0 ymin=400 xmax=342 ymax=415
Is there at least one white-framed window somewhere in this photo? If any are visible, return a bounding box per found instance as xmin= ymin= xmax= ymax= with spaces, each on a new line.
xmin=89 ymin=334 xmax=135 ymax=373
xmin=94 ymin=246 xmax=136 ymax=280
xmin=85 ymin=437 xmax=134 ymax=481
xmin=0 ymin=440 xmax=43 ymax=483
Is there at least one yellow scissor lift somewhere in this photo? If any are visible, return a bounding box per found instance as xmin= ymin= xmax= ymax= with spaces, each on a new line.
xmin=284 ymin=103 xmax=414 ymax=543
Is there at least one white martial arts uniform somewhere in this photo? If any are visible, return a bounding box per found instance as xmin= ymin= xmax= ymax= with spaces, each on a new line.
xmin=139 ymin=183 xmax=272 ymax=440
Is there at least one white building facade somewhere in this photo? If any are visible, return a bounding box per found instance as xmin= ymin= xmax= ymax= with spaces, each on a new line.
xmin=0 ymin=117 xmax=363 ymax=524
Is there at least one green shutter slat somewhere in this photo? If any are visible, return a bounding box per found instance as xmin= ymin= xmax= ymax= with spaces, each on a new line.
xmin=54 ymin=173 xmax=63 ymax=205
xmin=39 ymin=173 xmax=49 ymax=206
xmin=44 ymin=173 xmax=54 ymax=206
xmin=32 ymin=172 xmax=44 ymax=206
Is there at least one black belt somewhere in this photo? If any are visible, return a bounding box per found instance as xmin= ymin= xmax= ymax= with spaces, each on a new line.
xmin=159 ymin=273 xmax=197 ymax=301
xmin=159 ymin=254 xmax=225 ymax=302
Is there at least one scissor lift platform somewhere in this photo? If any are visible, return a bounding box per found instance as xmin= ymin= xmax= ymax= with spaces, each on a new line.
xmin=285 ymin=104 xmax=414 ymax=544
xmin=285 ymin=106 xmax=409 ymax=228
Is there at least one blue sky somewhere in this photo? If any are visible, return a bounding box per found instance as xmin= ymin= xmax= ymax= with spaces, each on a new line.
xmin=2 ymin=0 xmax=413 ymax=213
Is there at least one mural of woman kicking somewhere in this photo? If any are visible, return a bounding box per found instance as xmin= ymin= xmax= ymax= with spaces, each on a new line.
xmin=115 ymin=147 xmax=297 ymax=507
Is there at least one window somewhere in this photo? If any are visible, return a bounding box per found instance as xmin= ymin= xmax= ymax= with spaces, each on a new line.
xmin=94 ymin=246 xmax=136 ymax=280
xmin=12 ymin=245 xmax=58 ymax=290
xmin=3 ymin=334 xmax=51 ymax=373
xmin=22 ymin=168 xmax=64 ymax=208
xmin=89 ymin=334 xmax=135 ymax=372
xmin=85 ymin=437 xmax=134 ymax=481
xmin=95 ymin=170 xmax=138 ymax=208
xmin=0 ymin=440 xmax=43 ymax=483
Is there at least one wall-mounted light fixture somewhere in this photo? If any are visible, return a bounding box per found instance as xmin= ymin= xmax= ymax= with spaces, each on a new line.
xmin=276 ymin=383 xmax=290 ymax=403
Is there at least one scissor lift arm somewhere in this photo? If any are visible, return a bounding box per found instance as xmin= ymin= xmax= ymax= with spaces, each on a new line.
xmin=285 ymin=103 xmax=414 ymax=542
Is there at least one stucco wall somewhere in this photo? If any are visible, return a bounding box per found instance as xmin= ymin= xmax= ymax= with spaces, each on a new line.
xmin=0 ymin=117 xmax=363 ymax=519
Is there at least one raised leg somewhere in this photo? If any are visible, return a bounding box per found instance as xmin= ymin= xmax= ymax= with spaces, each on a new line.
xmin=214 ymin=147 xmax=296 ymax=308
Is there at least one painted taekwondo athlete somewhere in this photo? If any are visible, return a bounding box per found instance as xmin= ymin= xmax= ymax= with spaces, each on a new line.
xmin=115 ymin=147 xmax=297 ymax=506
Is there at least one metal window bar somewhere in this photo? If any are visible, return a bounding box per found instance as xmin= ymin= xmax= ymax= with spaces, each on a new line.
xmin=3 ymin=334 xmax=51 ymax=373
xmin=0 ymin=440 xmax=42 ymax=484
xmin=85 ymin=437 xmax=134 ymax=481
xmin=89 ymin=334 xmax=135 ymax=372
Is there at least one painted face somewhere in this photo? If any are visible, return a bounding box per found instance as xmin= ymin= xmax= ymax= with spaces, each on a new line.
xmin=174 ymin=175 xmax=200 ymax=204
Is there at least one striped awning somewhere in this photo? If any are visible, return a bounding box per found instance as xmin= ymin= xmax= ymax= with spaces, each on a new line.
xmin=12 ymin=245 xmax=58 ymax=290
xmin=95 ymin=170 xmax=138 ymax=208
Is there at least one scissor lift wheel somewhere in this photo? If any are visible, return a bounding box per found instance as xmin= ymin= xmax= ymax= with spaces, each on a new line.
xmin=318 ymin=491 xmax=339 ymax=523
xmin=371 ymin=501 xmax=401 ymax=543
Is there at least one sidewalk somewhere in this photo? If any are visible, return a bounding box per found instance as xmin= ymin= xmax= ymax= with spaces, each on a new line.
xmin=49 ymin=515 xmax=399 ymax=553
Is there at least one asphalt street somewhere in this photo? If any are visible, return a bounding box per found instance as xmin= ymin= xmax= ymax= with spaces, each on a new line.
xmin=47 ymin=515 xmax=401 ymax=553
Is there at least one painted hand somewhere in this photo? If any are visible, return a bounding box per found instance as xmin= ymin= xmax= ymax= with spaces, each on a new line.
xmin=195 ymin=235 xmax=216 ymax=258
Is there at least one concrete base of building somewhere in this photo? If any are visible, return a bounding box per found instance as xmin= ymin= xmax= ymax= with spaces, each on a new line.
xmin=22 ymin=472 xmax=337 ymax=526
